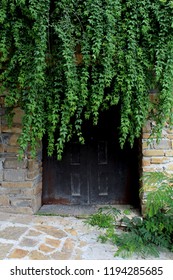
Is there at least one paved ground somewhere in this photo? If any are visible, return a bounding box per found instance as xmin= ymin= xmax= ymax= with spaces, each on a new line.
xmin=0 ymin=211 xmax=173 ymax=260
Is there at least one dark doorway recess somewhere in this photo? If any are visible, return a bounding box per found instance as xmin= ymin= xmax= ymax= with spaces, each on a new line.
xmin=42 ymin=108 xmax=140 ymax=207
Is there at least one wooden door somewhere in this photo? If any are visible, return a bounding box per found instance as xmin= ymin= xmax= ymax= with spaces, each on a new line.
xmin=42 ymin=109 xmax=139 ymax=205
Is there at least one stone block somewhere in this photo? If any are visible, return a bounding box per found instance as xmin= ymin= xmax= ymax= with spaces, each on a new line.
xmin=166 ymin=128 xmax=173 ymax=134
xmin=167 ymin=135 xmax=173 ymax=140
xmin=142 ymin=150 xmax=165 ymax=156
xmin=9 ymin=134 xmax=20 ymax=146
xmin=151 ymin=157 xmax=170 ymax=164
xmin=0 ymin=226 xmax=28 ymax=240
xmin=19 ymin=238 xmax=38 ymax=247
xmin=0 ymin=195 xmax=9 ymax=206
xmin=39 ymin=244 xmax=55 ymax=253
xmin=28 ymin=250 xmax=48 ymax=260
xmin=0 ymin=170 xmax=3 ymax=181
xmin=4 ymin=158 xmax=27 ymax=169
xmin=27 ymin=170 xmax=41 ymax=180
xmin=0 ymin=187 xmax=21 ymax=195
xmin=62 ymin=238 xmax=75 ymax=253
xmin=142 ymin=141 xmax=148 ymax=149
xmin=21 ymin=188 xmax=33 ymax=197
xmin=4 ymin=146 xmax=20 ymax=154
xmin=0 ymin=206 xmax=33 ymax=214
xmin=33 ymin=182 xmax=42 ymax=195
xmin=165 ymin=163 xmax=173 ymax=171
xmin=0 ymin=108 xmax=5 ymax=117
xmin=8 ymin=249 xmax=29 ymax=259
xmin=0 ymin=144 xmax=4 ymax=152
xmin=34 ymin=225 xmax=67 ymax=238
xmin=50 ymin=251 xmax=71 ymax=260
xmin=1 ymin=124 xmax=22 ymax=133
xmin=0 ymin=96 xmax=5 ymax=105
xmin=0 ymin=133 xmax=10 ymax=144
xmin=142 ymin=122 xmax=152 ymax=133
xmin=165 ymin=151 xmax=173 ymax=156
xmin=0 ymin=244 xmax=14 ymax=259
xmin=13 ymin=107 xmax=24 ymax=124
xmin=1 ymin=181 xmax=33 ymax=188
xmin=142 ymin=159 xmax=151 ymax=166
xmin=32 ymin=193 xmax=42 ymax=213
xmin=152 ymin=139 xmax=171 ymax=150
xmin=142 ymin=133 xmax=150 ymax=139
xmin=143 ymin=166 xmax=163 ymax=172
xmin=4 ymin=169 xmax=26 ymax=181
xmin=0 ymin=158 xmax=5 ymax=169
xmin=10 ymin=198 xmax=32 ymax=207
xmin=27 ymin=149 xmax=42 ymax=160
xmin=45 ymin=238 xmax=61 ymax=248
xmin=27 ymin=159 xmax=40 ymax=171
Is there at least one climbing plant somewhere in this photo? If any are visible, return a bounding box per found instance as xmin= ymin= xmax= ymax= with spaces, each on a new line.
xmin=1 ymin=0 xmax=173 ymax=159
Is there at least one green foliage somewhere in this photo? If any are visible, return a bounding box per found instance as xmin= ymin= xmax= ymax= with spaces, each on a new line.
xmin=85 ymin=206 xmax=120 ymax=228
xmin=1 ymin=1 xmax=173 ymax=158
xmin=85 ymin=211 xmax=114 ymax=229
xmin=86 ymin=173 xmax=173 ymax=258
xmin=141 ymin=171 xmax=173 ymax=216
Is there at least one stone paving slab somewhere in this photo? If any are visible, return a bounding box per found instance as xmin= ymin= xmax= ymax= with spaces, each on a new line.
xmin=0 ymin=212 xmax=173 ymax=260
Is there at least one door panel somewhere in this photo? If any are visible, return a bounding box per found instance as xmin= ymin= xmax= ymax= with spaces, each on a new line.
xmin=42 ymin=109 xmax=139 ymax=205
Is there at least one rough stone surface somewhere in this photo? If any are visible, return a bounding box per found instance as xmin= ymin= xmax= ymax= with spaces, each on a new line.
xmin=65 ymin=228 xmax=77 ymax=236
xmin=28 ymin=250 xmax=49 ymax=260
xmin=142 ymin=122 xmax=173 ymax=214
xmin=4 ymin=169 xmax=26 ymax=182
xmin=27 ymin=230 xmax=42 ymax=237
xmin=0 ymin=100 xmax=42 ymax=214
xmin=0 ymin=244 xmax=14 ymax=259
xmin=50 ymin=251 xmax=72 ymax=260
xmin=10 ymin=198 xmax=32 ymax=208
xmin=35 ymin=225 xmax=67 ymax=239
xmin=0 ymin=195 xmax=9 ymax=206
xmin=19 ymin=238 xmax=38 ymax=248
xmin=0 ymin=226 xmax=28 ymax=240
xmin=0 ymin=170 xmax=3 ymax=181
xmin=8 ymin=134 xmax=20 ymax=146
xmin=0 ymin=212 xmax=172 ymax=260
xmin=45 ymin=238 xmax=61 ymax=248
xmin=8 ymin=249 xmax=29 ymax=259
xmin=142 ymin=125 xmax=173 ymax=173
xmin=1 ymin=181 xmax=33 ymax=188
xmin=62 ymin=238 xmax=75 ymax=253
xmin=4 ymin=158 xmax=27 ymax=169
xmin=39 ymin=244 xmax=55 ymax=253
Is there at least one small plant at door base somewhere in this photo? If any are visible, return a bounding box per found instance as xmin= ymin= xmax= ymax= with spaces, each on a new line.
xmin=86 ymin=172 xmax=173 ymax=258
xmin=85 ymin=206 xmax=121 ymax=228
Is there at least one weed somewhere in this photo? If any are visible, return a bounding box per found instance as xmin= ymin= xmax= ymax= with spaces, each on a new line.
xmin=86 ymin=172 xmax=173 ymax=258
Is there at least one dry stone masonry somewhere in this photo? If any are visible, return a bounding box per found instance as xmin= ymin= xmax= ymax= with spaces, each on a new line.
xmin=142 ymin=121 xmax=173 ymax=173
xmin=141 ymin=120 xmax=173 ymax=212
xmin=0 ymin=96 xmax=42 ymax=214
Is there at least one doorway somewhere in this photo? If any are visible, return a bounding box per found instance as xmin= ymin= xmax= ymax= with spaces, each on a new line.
xmin=42 ymin=108 xmax=140 ymax=207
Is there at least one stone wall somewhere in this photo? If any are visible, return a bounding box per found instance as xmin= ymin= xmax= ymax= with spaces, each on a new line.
xmin=141 ymin=120 xmax=173 ymax=212
xmin=0 ymin=96 xmax=42 ymax=214
xmin=142 ymin=121 xmax=173 ymax=173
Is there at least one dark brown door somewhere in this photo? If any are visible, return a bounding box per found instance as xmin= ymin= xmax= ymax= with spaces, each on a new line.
xmin=42 ymin=109 xmax=139 ymax=205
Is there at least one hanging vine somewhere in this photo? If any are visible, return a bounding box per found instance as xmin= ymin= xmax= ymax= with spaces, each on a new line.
xmin=1 ymin=0 xmax=173 ymax=159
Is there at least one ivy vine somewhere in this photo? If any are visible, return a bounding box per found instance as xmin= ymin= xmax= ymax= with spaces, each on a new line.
xmin=1 ymin=0 xmax=173 ymax=159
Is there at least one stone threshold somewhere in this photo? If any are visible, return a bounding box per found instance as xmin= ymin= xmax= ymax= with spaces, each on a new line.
xmin=37 ymin=204 xmax=141 ymax=219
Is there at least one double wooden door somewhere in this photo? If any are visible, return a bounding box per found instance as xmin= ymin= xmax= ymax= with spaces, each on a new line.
xmin=42 ymin=109 xmax=139 ymax=205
